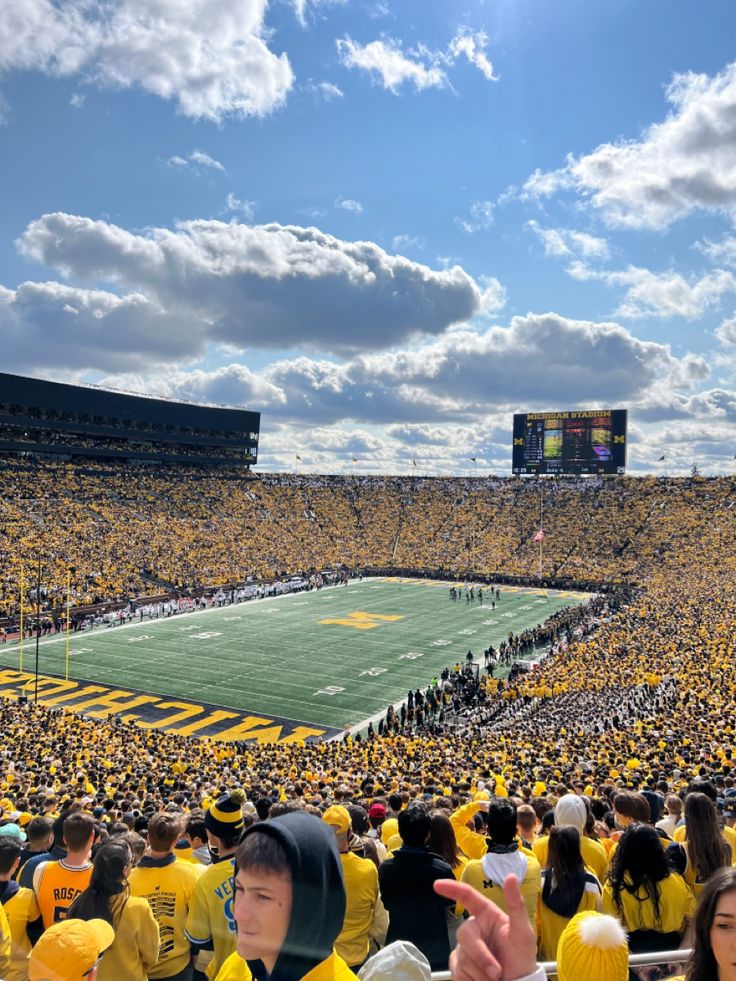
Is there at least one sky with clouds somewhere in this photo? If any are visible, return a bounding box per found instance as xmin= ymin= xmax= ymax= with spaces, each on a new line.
xmin=1 ymin=0 xmax=736 ymax=475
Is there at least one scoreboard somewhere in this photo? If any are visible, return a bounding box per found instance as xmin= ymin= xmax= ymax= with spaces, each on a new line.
xmin=512 ymin=409 xmax=627 ymax=475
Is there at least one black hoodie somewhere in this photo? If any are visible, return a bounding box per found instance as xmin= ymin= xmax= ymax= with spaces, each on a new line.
xmin=242 ymin=812 xmax=346 ymax=981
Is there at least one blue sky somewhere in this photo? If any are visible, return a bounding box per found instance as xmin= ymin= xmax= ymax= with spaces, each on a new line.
xmin=1 ymin=0 xmax=736 ymax=474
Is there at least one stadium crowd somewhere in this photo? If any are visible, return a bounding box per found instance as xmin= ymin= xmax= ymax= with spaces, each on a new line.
xmin=2 ymin=460 xmax=732 ymax=620
xmin=0 ymin=460 xmax=734 ymax=979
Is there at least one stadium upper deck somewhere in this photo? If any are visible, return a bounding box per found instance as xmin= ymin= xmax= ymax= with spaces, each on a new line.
xmin=0 ymin=371 xmax=260 ymax=467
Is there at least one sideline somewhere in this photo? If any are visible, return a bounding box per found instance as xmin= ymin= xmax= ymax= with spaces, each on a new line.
xmin=0 ymin=578 xmax=361 ymax=656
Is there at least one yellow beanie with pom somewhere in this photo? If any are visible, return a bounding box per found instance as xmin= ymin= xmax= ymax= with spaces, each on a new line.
xmin=557 ymin=911 xmax=628 ymax=981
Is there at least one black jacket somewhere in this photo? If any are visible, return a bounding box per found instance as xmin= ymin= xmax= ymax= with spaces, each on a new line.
xmin=378 ymin=846 xmax=455 ymax=970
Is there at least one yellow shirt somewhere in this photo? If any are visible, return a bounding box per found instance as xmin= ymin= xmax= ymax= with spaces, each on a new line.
xmin=450 ymin=802 xmax=488 ymax=860
xmin=335 ymin=851 xmax=380 ymax=967
xmin=461 ymin=852 xmax=541 ymax=926
xmin=537 ymin=870 xmax=602 ymax=961
xmin=533 ymin=835 xmax=609 ymax=884
xmin=33 ymin=859 xmax=93 ymax=929
xmin=0 ymin=902 xmax=11 ymax=981
xmin=97 ymin=894 xmax=161 ymax=981
xmin=129 ymin=855 xmax=200 ymax=980
xmin=215 ymin=950 xmax=359 ymax=981
xmin=4 ymin=885 xmax=41 ymax=981
xmin=602 ymin=872 xmax=694 ymax=934
xmin=185 ymin=856 xmax=237 ymax=981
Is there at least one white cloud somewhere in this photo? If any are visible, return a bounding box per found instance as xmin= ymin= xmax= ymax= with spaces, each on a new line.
xmin=189 ymin=150 xmax=227 ymax=174
xmin=337 ymin=28 xmax=498 ymax=95
xmin=305 ymin=80 xmax=344 ymax=101
xmin=391 ymin=234 xmax=424 ymax=251
xmin=98 ymin=313 xmax=707 ymax=430
xmin=447 ymin=29 xmax=496 ymax=81
xmin=335 ymin=198 xmax=363 ymax=214
xmin=366 ymin=1 xmax=391 ymax=18
xmin=455 ymin=200 xmax=494 ymax=234
xmin=477 ymin=276 xmax=506 ymax=315
xmin=0 ymin=0 xmax=293 ymax=122
xmin=521 ymin=61 xmax=736 ymax=229
xmin=527 ymin=221 xmax=570 ymax=257
xmin=293 ymin=0 xmax=347 ymax=28
xmin=16 ymin=212 xmax=490 ymax=355
xmin=716 ymin=316 xmax=736 ymax=347
xmin=223 ymin=194 xmax=257 ymax=221
xmin=0 ymin=280 xmax=201 ymax=373
xmin=527 ymin=221 xmax=610 ymax=260
xmin=167 ymin=149 xmax=227 ymax=175
xmin=386 ymin=423 xmax=456 ymax=446
xmin=568 ymin=261 xmax=736 ymax=319
xmin=69 ymin=92 xmax=85 ymax=108
xmin=697 ymin=234 xmax=736 ymax=268
xmin=336 ymin=36 xmax=446 ymax=93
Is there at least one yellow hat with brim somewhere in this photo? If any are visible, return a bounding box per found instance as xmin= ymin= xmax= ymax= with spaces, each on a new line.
xmin=322 ymin=804 xmax=351 ymax=834
xmin=30 ymin=918 xmax=115 ymax=981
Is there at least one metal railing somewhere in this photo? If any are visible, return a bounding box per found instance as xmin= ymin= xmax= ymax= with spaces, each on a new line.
xmin=431 ymin=947 xmax=691 ymax=979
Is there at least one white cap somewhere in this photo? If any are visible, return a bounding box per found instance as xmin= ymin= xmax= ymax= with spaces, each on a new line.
xmin=359 ymin=942 xmax=432 ymax=981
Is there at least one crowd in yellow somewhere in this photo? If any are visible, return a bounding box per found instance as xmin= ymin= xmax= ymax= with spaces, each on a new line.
xmin=0 ymin=459 xmax=735 ymax=979
xmin=1 ymin=458 xmax=733 ymax=618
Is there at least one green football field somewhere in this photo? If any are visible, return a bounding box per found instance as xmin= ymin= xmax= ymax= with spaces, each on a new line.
xmin=0 ymin=578 xmax=587 ymax=738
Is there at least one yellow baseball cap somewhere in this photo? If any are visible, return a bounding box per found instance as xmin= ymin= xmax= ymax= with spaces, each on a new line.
xmin=322 ymin=805 xmax=351 ymax=834
xmin=30 ymin=918 xmax=115 ymax=980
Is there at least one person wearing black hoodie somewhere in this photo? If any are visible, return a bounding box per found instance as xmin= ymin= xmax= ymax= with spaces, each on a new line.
xmin=377 ymin=803 xmax=456 ymax=971
xmin=214 ymin=811 xmax=358 ymax=981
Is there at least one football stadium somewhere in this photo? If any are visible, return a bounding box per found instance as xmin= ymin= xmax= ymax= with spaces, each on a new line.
xmin=4 ymin=6 xmax=736 ymax=978
xmin=0 ymin=371 xmax=735 ymax=980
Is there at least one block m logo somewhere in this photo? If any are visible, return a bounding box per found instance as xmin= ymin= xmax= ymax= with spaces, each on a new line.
xmin=319 ymin=611 xmax=404 ymax=630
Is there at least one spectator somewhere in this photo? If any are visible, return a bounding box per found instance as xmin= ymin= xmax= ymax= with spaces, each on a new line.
xmin=17 ymin=817 xmax=53 ymax=879
xmin=603 ymin=824 xmax=693 ymax=955
xmin=0 ymin=836 xmax=43 ymax=981
xmin=461 ymin=799 xmax=541 ymax=926
xmin=28 ymin=918 xmax=114 ymax=981
xmin=667 ymin=793 xmax=731 ymax=898
xmin=379 ymin=803 xmax=456 ymax=970
xmin=186 ymin=792 xmax=245 ymax=980
xmin=33 ymin=812 xmax=95 ymax=928
xmin=68 ymin=838 xmax=160 ymax=980
xmin=670 ymin=867 xmax=736 ymax=981
xmin=321 ymin=805 xmax=387 ymax=971
xmin=129 ymin=812 xmax=199 ymax=981
xmin=538 ymin=827 xmax=602 ymax=961
xmin=214 ymin=812 xmax=360 ymax=980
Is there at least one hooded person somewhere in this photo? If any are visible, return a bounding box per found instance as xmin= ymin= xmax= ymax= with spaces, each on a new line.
xmin=460 ymin=799 xmax=541 ymax=925
xmin=532 ymin=794 xmax=609 ymax=884
xmin=214 ymin=811 xmax=359 ymax=981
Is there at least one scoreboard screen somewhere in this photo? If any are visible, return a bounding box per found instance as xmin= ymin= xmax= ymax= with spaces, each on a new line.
xmin=512 ymin=409 xmax=627 ymax=475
